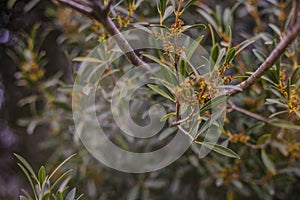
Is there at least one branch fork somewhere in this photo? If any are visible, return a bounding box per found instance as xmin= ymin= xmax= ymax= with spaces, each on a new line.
xmin=226 ymin=0 xmax=300 ymax=96
xmin=57 ymin=0 xmax=151 ymax=70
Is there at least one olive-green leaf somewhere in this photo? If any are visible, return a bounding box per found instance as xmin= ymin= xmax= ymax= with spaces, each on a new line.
xmin=211 ymin=43 xmax=220 ymax=63
xmin=160 ymin=112 xmax=176 ymax=122
xmin=182 ymin=24 xmax=206 ymax=32
xmin=225 ymin=47 xmax=236 ymax=64
xmin=38 ymin=166 xmax=46 ymax=185
xmin=200 ymin=142 xmax=240 ymax=159
xmin=261 ymin=150 xmax=276 ymax=175
xmin=270 ymin=120 xmax=300 ymax=130
xmin=14 ymin=154 xmax=38 ymax=183
xmin=257 ymin=134 xmax=271 ymax=145
xmin=147 ymin=84 xmax=175 ymax=102
xmin=159 ymin=127 xmax=177 ymax=140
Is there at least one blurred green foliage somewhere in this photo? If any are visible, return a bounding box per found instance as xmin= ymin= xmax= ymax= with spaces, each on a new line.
xmin=1 ymin=0 xmax=300 ymax=199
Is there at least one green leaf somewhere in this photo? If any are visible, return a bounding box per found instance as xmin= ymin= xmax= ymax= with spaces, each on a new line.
xmin=20 ymin=189 xmax=33 ymax=200
xmin=162 ymin=6 xmax=173 ymax=22
xmin=269 ymin=110 xmax=288 ymax=118
xmin=38 ymin=166 xmax=46 ymax=186
xmin=259 ymin=75 xmax=277 ymax=86
xmin=17 ymin=164 xmax=38 ymax=200
xmin=49 ymin=154 xmax=76 ymax=180
xmin=24 ymin=0 xmax=41 ymax=13
xmin=58 ymin=85 xmax=83 ymax=93
xmin=178 ymin=58 xmax=188 ymax=77
xmin=20 ymin=196 xmax=29 ymax=200
xmin=55 ymin=191 xmax=63 ymax=200
xmin=41 ymin=192 xmax=51 ymax=200
xmin=182 ymin=24 xmax=206 ymax=32
xmin=265 ymin=99 xmax=287 ymax=108
xmin=270 ymin=120 xmax=300 ymax=130
xmin=142 ymin=54 xmax=173 ymax=70
xmin=196 ymin=107 xmax=225 ymax=140
xmin=14 ymin=154 xmax=39 ymax=183
xmin=50 ymin=169 xmax=73 ymax=191
xmin=159 ymin=127 xmax=177 ymax=140
xmin=7 ymin=0 xmax=17 ymax=9
xmin=73 ymin=57 xmax=104 ymax=63
xmin=186 ymin=35 xmax=204 ymax=59
xmin=147 ymin=84 xmax=175 ymax=102
xmin=65 ymin=188 xmax=76 ymax=200
xmin=214 ymin=48 xmax=226 ymax=67
xmin=199 ymin=95 xmax=227 ymax=113
xmin=197 ymin=9 xmax=219 ymax=33
xmin=235 ymin=39 xmax=256 ymax=56
xmin=211 ymin=43 xmax=220 ymax=63
xmin=257 ymin=134 xmax=271 ymax=145
xmin=252 ymin=49 xmax=266 ymax=63
xmin=198 ymin=142 xmax=240 ymax=159
xmin=244 ymin=122 xmax=266 ymax=135
xmin=75 ymin=194 xmax=84 ymax=200
xmin=180 ymin=0 xmax=198 ymax=14
xmin=149 ymin=24 xmax=170 ymax=31
xmin=127 ymin=185 xmax=140 ymax=200
xmin=158 ymin=0 xmax=168 ymax=15
xmin=198 ymin=9 xmax=219 ymax=33
xmin=286 ymin=78 xmax=291 ymax=100
xmin=261 ymin=150 xmax=276 ymax=175
xmin=225 ymin=47 xmax=236 ymax=64
xmin=291 ymin=66 xmax=300 ymax=84
xmin=269 ymin=23 xmax=281 ymax=37
xmin=223 ymin=9 xmax=233 ymax=35
xmin=205 ymin=25 xmax=215 ymax=47
xmin=160 ymin=112 xmax=176 ymax=122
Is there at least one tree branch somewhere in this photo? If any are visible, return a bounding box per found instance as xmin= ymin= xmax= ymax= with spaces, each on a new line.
xmin=57 ymin=0 xmax=151 ymax=70
xmin=178 ymin=125 xmax=195 ymax=141
xmin=291 ymin=0 xmax=300 ymax=26
xmin=172 ymin=108 xmax=195 ymax=126
xmin=228 ymin=101 xmax=270 ymax=123
xmin=226 ymin=2 xmax=300 ymax=96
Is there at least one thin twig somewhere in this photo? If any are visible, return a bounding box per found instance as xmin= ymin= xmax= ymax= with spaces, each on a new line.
xmin=172 ymin=108 xmax=195 ymax=126
xmin=228 ymin=101 xmax=270 ymax=123
xmin=57 ymin=0 xmax=92 ymax=15
xmin=177 ymin=125 xmax=195 ymax=141
xmin=291 ymin=0 xmax=300 ymax=26
xmin=57 ymin=0 xmax=151 ymax=70
xmin=245 ymin=142 xmax=268 ymax=150
xmin=226 ymin=3 xmax=300 ymax=95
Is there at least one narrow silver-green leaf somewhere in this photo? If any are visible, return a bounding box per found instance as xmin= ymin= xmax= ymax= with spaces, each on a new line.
xmin=270 ymin=120 xmax=300 ymax=130
xmin=38 ymin=166 xmax=46 ymax=186
xmin=147 ymin=84 xmax=175 ymax=102
xmin=49 ymin=154 xmax=76 ymax=180
xmin=159 ymin=127 xmax=177 ymax=140
xmin=261 ymin=150 xmax=276 ymax=175
xmin=160 ymin=112 xmax=176 ymax=122
xmin=199 ymin=142 xmax=240 ymax=159
xmin=182 ymin=24 xmax=206 ymax=32
xmin=14 ymin=154 xmax=39 ymax=183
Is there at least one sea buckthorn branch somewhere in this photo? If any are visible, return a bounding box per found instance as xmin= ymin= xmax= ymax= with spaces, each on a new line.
xmin=57 ymin=0 xmax=151 ymax=70
xmin=226 ymin=0 xmax=300 ymax=96
xmin=228 ymin=100 xmax=270 ymax=123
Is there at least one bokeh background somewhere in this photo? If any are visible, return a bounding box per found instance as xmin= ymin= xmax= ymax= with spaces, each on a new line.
xmin=1 ymin=0 xmax=300 ymax=199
